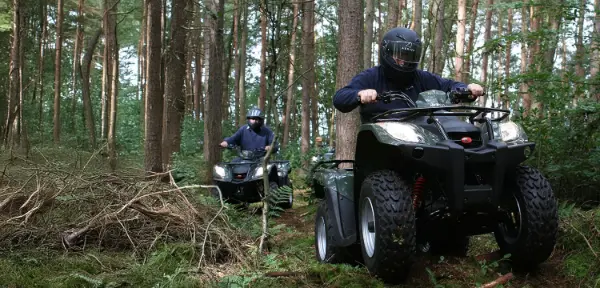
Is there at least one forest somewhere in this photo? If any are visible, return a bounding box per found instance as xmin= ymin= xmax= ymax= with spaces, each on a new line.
xmin=0 ymin=0 xmax=599 ymax=286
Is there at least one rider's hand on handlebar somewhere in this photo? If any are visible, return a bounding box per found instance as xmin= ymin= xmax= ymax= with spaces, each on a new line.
xmin=467 ymin=83 xmax=484 ymax=97
xmin=265 ymin=145 xmax=271 ymax=151
xmin=219 ymin=141 xmax=228 ymax=148
xmin=358 ymin=89 xmax=378 ymax=104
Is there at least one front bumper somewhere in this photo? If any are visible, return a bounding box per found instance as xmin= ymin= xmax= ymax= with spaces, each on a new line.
xmin=397 ymin=139 xmax=534 ymax=213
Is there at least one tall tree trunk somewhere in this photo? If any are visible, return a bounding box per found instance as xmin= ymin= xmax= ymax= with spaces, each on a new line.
xmin=335 ymin=0 xmax=363 ymax=163
xmin=71 ymin=0 xmax=84 ymax=134
xmin=282 ymin=3 xmax=299 ymax=147
xmin=139 ymin=0 xmax=148 ymax=130
xmin=454 ymin=0 xmax=466 ymax=82
xmin=411 ymin=0 xmax=422 ymax=36
xmin=301 ymin=0 xmax=316 ymax=164
xmin=193 ymin=2 xmax=203 ymax=121
xmin=163 ymin=0 xmax=188 ymax=165
xmin=309 ymin=1 xmax=318 ymax=144
xmin=479 ymin=0 xmax=493 ymax=106
xmin=431 ymin=0 xmax=445 ymax=75
xmin=259 ymin=0 xmax=268 ymax=111
xmin=463 ymin=0 xmax=479 ymax=80
xmin=591 ymin=0 xmax=600 ymax=100
xmin=574 ymin=0 xmax=586 ymax=102
xmin=36 ymin=1 xmax=47 ymax=135
xmin=53 ymin=0 xmax=64 ymax=144
xmin=222 ymin=17 xmax=235 ymax=123
xmin=204 ymin=0 xmax=225 ymax=181
xmin=504 ymin=6 xmax=513 ymax=105
xmin=520 ymin=6 xmax=530 ymax=113
xmin=238 ymin=4 xmax=248 ymax=124
xmin=145 ymin=0 xmax=164 ymax=175
xmin=364 ymin=0 xmax=374 ymax=69
xmin=3 ymin=0 xmax=21 ymax=147
xmin=387 ymin=0 xmax=398 ymax=29
xmin=80 ymin=29 xmax=101 ymax=150
xmin=107 ymin=0 xmax=119 ymax=170
xmin=233 ymin=0 xmax=241 ymax=127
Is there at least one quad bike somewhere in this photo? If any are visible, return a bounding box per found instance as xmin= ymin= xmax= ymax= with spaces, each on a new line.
xmin=212 ymin=145 xmax=293 ymax=209
xmin=312 ymin=88 xmax=558 ymax=283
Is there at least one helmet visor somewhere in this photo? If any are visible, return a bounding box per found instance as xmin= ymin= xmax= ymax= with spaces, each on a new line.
xmin=383 ymin=40 xmax=421 ymax=66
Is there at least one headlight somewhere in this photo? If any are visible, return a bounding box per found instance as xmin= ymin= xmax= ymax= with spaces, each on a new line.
xmin=376 ymin=122 xmax=440 ymax=145
xmin=213 ymin=165 xmax=230 ymax=180
xmin=311 ymin=156 xmax=319 ymax=164
xmin=254 ymin=166 xmax=264 ymax=178
xmin=498 ymin=121 xmax=528 ymax=144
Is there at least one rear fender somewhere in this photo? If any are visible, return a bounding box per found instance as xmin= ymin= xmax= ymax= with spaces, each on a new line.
xmin=320 ymin=169 xmax=357 ymax=247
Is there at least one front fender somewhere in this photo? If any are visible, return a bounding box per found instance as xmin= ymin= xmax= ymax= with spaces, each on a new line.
xmin=360 ymin=122 xmax=441 ymax=146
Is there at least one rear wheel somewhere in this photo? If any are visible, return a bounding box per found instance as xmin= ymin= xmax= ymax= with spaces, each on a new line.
xmin=314 ymin=201 xmax=360 ymax=264
xmin=494 ymin=166 xmax=558 ymax=271
xmin=358 ymin=170 xmax=416 ymax=284
xmin=279 ymin=178 xmax=293 ymax=209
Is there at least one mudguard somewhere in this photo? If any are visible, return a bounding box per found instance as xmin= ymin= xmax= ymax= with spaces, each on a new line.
xmin=312 ymin=162 xmax=357 ymax=247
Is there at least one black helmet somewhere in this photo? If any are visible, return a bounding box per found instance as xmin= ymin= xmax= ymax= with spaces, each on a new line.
xmin=246 ymin=107 xmax=264 ymax=130
xmin=380 ymin=27 xmax=422 ymax=75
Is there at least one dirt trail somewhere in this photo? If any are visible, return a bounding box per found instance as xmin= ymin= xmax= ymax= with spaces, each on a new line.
xmin=271 ymin=189 xmax=576 ymax=288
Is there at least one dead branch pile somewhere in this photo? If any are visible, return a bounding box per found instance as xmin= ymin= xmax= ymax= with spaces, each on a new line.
xmin=0 ymin=152 xmax=252 ymax=267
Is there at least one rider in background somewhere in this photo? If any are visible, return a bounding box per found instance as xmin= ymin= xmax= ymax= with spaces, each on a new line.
xmin=333 ymin=27 xmax=484 ymax=123
xmin=220 ymin=107 xmax=278 ymax=153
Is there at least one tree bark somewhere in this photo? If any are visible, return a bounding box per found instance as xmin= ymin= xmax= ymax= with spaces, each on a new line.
xmin=233 ymin=0 xmax=241 ymax=126
xmin=301 ymin=0 xmax=316 ymax=165
xmin=479 ymin=0 xmax=493 ymax=106
xmin=145 ymin=0 xmax=164 ymax=175
xmin=238 ymin=4 xmax=248 ymax=124
xmin=193 ymin=2 xmax=203 ymax=121
xmin=335 ymin=0 xmax=363 ymax=163
xmin=454 ymin=0 xmax=466 ymax=82
xmin=463 ymin=0 xmax=479 ymax=80
xmin=203 ymin=0 xmax=225 ymax=181
xmin=282 ymin=3 xmax=299 ymax=147
xmin=411 ymin=0 xmax=422 ymax=36
xmin=107 ymin=0 xmax=119 ymax=170
xmin=259 ymin=0 xmax=267 ymax=111
xmin=163 ymin=0 xmax=188 ymax=165
xmin=53 ymin=0 xmax=64 ymax=144
xmin=431 ymin=0 xmax=445 ymax=75
xmin=3 ymin=0 xmax=21 ymax=147
xmin=364 ymin=0 xmax=374 ymax=68
xmin=71 ymin=0 xmax=85 ymax=134
xmin=80 ymin=29 xmax=101 ymax=150
xmin=36 ymin=1 xmax=47 ymax=135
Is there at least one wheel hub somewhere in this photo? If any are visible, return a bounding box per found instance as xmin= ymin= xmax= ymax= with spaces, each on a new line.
xmin=361 ymin=197 xmax=376 ymax=258
xmin=498 ymin=194 xmax=523 ymax=244
xmin=317 ymin=216 xmax=327 ymax=260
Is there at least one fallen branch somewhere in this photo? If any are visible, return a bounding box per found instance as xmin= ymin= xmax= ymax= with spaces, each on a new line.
xmin=264 ymin=271 xmax=302 ymax=277
xmin=480 ymin=272 xmax=513 ymax=288
xmin=198 ymin=185 xmax=225 ymax=270
xmin=567 ymin=221 xmax=598 ymax=258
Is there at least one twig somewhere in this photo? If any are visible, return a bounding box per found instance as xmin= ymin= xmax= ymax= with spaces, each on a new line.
xmin=567 ymin=221 xmax=599 ymax=258
xmin=198 ymin=185 xmax=225 ymax=270
xmin=480 ymin=272 xmax=513 ymax=288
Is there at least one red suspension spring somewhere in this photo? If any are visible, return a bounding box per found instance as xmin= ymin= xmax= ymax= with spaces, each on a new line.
xmin=412 ymin=176 xmax=426 ymax=209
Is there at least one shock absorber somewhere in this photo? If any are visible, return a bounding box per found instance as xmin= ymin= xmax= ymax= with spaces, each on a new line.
xmin=413 ymin=176 xmax=426 ymax=209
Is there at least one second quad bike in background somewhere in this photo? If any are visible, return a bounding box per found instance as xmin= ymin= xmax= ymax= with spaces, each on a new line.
xmin=312 ymin=88 xmax=558 ymax=284
xmin=212 ymin=145 xmax=293 ymax=209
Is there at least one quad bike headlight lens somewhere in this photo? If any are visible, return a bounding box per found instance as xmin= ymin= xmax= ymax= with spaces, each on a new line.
xmin=498 ymin=121 xmax=528 ymax=144
xmin=213 ymin=165 xmax=230 ymax=181
xmin=254 ymin=167 xmax=264 ymax=178
xmin=376 ymin=122 xmax=440 ymax=145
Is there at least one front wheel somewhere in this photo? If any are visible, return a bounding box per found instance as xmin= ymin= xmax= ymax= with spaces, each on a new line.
xmin=494 ymin=166 xmax=558 ymax=271
xmin=358 ymin=170 xmax=416 ymax=284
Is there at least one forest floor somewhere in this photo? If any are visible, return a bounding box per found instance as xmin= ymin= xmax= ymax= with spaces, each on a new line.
xmin=0 ymin=148 xmax=594 ymax=287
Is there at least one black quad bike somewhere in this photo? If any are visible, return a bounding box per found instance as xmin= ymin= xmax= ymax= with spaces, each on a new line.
xmin=212 ymin=145 xmax=293 ymax=209
xmin=312 ymin=88 xmax=558 ymax=283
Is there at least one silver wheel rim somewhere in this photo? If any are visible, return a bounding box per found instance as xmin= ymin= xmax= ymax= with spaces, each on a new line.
xmin=361 ymin=197 xmax=376 ymax=258
xmin=289 ymin=192 xmax=293 ymax=205
xmin=499 ymin=194 xmax=523 ymax=244
xmin=317 ymin=216 xmax=327 ymax=260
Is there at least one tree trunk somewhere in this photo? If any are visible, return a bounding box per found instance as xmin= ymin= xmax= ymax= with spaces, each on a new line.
xmin=144 ymin=0 xmax=164 ymax=175
xmin=309 ymin=1 xmax=318 ymax=144
xmin=107 ymin=0 xmax=119 ymax=170
xmin=454 ymin=0 xmax=466 ymax=82
xmin=3 ymin=0 xmax=21 ymax=147
xmin=431 ymin=0 xmax=445 ymax=75
xmin=364 ymin=0 xmax=374 ymax=68
xmin=259 ymin=0 xmax=267 ymax=111
xmin=36 ymin=0 xmax=47 ymax=135
xmin=591 ymin=0 xmax=600 ymax=100
xmin=574 ymin=0 xmax=586 ymax=102
xmin=163 ymin=0 xmax=188 ymax=165
xmin=238 ymin=4 xmax=248 ymax=124
xmin=335 ymin=0 xmax=363 ymax=163
xmin=282 ymin=3 xmax=299 ymax=147
xmin=193 ymin=2 xmax=203 ymax=121
xmin=520 ymin=6 xmax=530 ymax=114
xmin=53 ymin=0 xmax=64 ymax=144
xmin=479 ymin=0 xmax=493 ymax=106
xmin=204 ymin=0 xmax=225 ymax=181
xmin=139 ymin=0 xmax=147 ymax=130
xmin=80 ymin=29 xmax=101 ymax=150
xmin=71 ymin=0 xmax=84 ymax=134
xmin=233 ymin=0 xmax=241 ymax=127
xmin=222 ymin=15 xmax=235 ymax=123
xmin=463 ymin=0 xmax=479 ymax=80
xmin=411 ymin=0 xmax=422 ymax=36
xmin=301 ymin=0 xmax=316 ymax=165
xmin=505 ymin=7 xmax=513 ymax=105
xmin=387 ymin=0 xmax=398 ymax=29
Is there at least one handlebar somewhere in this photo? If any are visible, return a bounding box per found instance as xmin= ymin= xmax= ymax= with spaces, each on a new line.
xmin=356 ymin=87 xmax=485 ymax=106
